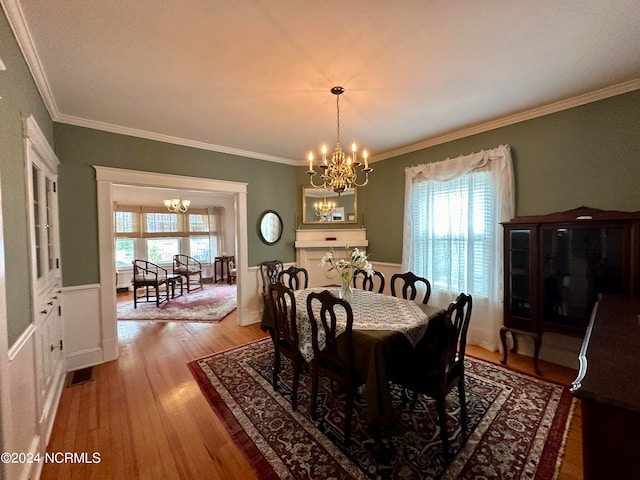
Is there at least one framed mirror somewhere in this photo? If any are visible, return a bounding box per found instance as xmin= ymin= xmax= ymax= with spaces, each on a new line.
xmin=258 ymin=210 xmax=283 ymax=245
xmin=302 ymin=186 xmax=358 ymax=224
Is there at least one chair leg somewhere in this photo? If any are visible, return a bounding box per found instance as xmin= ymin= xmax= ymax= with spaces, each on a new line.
xmin=458 ymin=379 xmax=468 ymax=431
xmin=436 ymin=396 xmax=450 ymax=462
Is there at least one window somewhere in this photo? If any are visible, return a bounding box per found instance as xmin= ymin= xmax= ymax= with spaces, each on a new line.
xmin=190 ymin=237 xmax=211 ymax=262
xmin=147 ymin=238 xmax=180 ymax=263
xmin=114 ymin=206 xmax=221 ymax=267
xmin=402 ymin=145 xmax=514 ymax=350
xmin=411 ymin=171 xmax=492 ymax=297
xmin=115 ymin=238 xmax=135 ymax=269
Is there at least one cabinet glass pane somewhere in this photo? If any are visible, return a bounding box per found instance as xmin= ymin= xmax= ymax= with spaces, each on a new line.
xmin=46 ymin=177 xmax=55 ymax=271
xmin=509 ymin=229 xmax=530 ymax=317
xmin=542 ymin=227 xmax=625 ymax=330
xmin=32 ymin=164 xmax=42 ymax=279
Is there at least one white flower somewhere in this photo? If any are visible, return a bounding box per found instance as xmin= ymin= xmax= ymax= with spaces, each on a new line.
xmin=320 ymin=246 xmax=374 ymax=281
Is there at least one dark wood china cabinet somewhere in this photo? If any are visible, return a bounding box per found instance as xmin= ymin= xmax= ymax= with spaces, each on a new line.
xmin=500 ymin=206 xmax=640 ymax=374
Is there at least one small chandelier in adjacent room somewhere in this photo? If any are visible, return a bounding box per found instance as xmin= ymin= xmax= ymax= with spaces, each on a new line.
xmin=163 ymin=198 xmax=191 ymax=213
xmin=314 ymin=197 xmax=336 ymax=220
xmin=307 ymin=86 xmax=373 ymax=194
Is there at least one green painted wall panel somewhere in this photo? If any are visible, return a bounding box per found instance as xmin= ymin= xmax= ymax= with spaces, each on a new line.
xmin=0 ymin=11 xmax=54 ymax=346
xmin=54 ymin=124 xmax=298 ymax=285
xmin=295 ymin=91 xmax=640 ymax=264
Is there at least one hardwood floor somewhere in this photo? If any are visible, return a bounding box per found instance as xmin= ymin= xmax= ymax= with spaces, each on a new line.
xmin=42 ymin=296 xmax=583 ymax=479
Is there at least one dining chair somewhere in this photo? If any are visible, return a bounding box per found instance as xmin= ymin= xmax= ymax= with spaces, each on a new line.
xmin=269 ymin=282 xmax=303 ymax=410
xmin=173 ymin=254 xmax=203 ymax=292
xmin=259 ymin=260 xmax=284 ymax=302
xmin=390 ymin=271 xmax=432 ymax=304
xmin=278 ymin=266 xmax=309 ymax=290
xmin=398 ymin=292 xmax=473 ymax=461
xmin=306 ymin=290 xmax=361 ymax=445
xmin=352 ymin=268 xmax=385 ymax=294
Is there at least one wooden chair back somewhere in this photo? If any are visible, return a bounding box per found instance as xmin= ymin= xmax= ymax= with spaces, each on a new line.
xmin=269 ymin=281 xmax=303 ymax=409
xmin=259 ymin=260 xmax=284 ymax=295
xmin=278 ymin=266 xmax=309 ymax=290
xmin=306 ymin=289 xmax=358 ymax=443
xmin=390 ymin=271 xmax=432 ymax=304
xmin=352 ymin=269 xmax=385 ymax=293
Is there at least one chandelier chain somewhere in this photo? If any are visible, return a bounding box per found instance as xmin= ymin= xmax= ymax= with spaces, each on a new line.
xmin=335 ymin=91 xmax=340 ymax=147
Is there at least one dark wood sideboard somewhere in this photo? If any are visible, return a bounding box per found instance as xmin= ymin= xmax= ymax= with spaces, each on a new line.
xmin=500 ymin=207 xmax=640 ymax=374
xmin=571 ymin=295 xmax=640 ymax=480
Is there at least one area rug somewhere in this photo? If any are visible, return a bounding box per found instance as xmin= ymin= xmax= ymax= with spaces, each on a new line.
xmin=117 ymin=284 xmax=236 ymax=322
xmin=188 ymin=338 xmax=575 ymax=480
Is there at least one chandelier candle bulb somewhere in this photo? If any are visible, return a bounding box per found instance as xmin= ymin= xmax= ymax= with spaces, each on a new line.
xmin=308 ymin=152 xmax=313 ymax=171
xmin=363 ymin=150 xmax=368 ymax=169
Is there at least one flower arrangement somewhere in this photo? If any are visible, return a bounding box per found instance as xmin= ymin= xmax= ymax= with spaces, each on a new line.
xmin=320 ymin=247 xmax=374 ymax=301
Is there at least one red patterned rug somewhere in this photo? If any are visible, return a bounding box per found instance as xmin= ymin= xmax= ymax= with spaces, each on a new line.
xmin=188 ymin=338 xmax=575 ymax=479
xmin=117 ymin=284 xmax=236 ymax=322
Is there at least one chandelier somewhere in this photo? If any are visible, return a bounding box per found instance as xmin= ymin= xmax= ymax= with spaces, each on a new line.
xmin=314 ymin=198 xmax=336 ymax=220
xmin=163 ymin=198 xmax=191 ymax=213
xmin=307 ymin=86 xmax=373 ymax=194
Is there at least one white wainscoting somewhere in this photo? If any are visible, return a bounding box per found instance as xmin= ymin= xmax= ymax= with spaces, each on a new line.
xmin=63 ymin=284 xmax=104 ymax=371
xmin=5 ymin=325 xmax=41 ymax=480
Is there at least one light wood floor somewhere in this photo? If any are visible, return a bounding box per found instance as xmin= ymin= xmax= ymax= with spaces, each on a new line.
xmin=42 ymin=296 xmax=583 ymax=479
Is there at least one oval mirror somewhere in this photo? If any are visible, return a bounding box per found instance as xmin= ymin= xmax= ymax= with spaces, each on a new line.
xmin=258 ymin=210 xmax=283 ymax=245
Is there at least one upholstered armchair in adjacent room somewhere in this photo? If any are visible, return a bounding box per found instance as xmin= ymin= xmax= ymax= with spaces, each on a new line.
xmin=173 ymin=255 xmax=203 ymax=292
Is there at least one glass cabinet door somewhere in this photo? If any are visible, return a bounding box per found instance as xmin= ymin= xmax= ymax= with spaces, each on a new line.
xmin=508 ymin=229 xmax=532 ymax=319
xmin=541 ymin=225 xmax=627 ymax=333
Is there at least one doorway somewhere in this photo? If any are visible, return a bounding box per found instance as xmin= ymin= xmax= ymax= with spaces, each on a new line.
xmin=95 ymin=167 xmax=248 ymax=362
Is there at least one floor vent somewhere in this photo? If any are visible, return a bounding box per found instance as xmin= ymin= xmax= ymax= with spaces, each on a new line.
xmin=67 ymin=367 xmax=94 ymax=387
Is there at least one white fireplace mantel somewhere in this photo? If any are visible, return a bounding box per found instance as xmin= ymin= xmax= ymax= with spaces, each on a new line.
xmin=295 ymin=228 xmax=368 ymax=287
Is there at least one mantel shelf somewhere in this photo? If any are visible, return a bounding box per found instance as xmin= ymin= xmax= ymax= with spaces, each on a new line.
xmin=294 ymin=240 xmax=368 ymax=249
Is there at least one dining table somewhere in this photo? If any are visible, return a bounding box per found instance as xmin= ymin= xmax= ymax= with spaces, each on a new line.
xmin=261 ymin=286 xmax=447 ymax=432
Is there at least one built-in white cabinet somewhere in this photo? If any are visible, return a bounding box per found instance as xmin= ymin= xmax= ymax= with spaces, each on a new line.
xmin=24 ymin=115 xmax=65 ymax=443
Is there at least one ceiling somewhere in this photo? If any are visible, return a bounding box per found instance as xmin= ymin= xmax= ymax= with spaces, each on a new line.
xmin=5 ymin=0 xmax=640 ymax=165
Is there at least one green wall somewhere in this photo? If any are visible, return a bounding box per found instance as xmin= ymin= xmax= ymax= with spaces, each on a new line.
xmin=54 ymin=125 xmax=299 ymax=286
xmin=297 ymin=90 xmax=640 ymax=264
xmin=3 ymin=0 xmax=640 ymax=345
xmin=0 ymin=11 xmax=54 ymax=346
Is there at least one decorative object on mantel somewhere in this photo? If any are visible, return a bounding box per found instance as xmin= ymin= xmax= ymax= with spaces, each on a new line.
xmin=314 ymin=197 xmax=336 ymax=220
xmin=306 ymin=86 xmax=373 ymax=194
xmin=163 ymin=197 xmax=191 ymax=213
xmin=320 ymin=246 xmax=373 ymax=303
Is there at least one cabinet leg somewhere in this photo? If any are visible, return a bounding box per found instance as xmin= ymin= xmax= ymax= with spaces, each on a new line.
xmin=500 ymin=327 xmax=509 ymax=366
xmin=532 ymin=334 xmax=542 ymax=375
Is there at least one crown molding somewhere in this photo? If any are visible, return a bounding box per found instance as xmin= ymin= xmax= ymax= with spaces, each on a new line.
xmin=373 ymin=78 xmax=640 ymax=162
xmin=4 ymin=0 xmax=638 ymax=167
xmin=56 ymin=113 xmax=300 ymax=165
xmin=1 ymin=0 xmax=60 ymax=117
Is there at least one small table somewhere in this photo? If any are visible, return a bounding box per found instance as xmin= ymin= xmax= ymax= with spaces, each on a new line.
xmin=214 ymin=255 xmax=235 ymax=283
xmin=166 ymin=274 xmax=184 ymax=298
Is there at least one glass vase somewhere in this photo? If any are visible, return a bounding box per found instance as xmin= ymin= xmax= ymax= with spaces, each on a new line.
xmin=339 ymin=275 xmax=353 ymax=303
